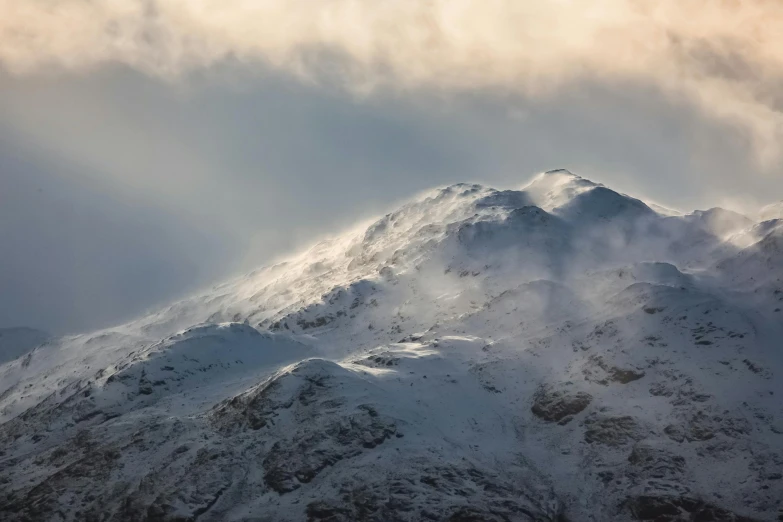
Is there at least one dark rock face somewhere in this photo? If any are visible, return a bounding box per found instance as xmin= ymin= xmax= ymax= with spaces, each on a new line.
xmin=531 ymin=385 xmax=592 ymax=423
xmin=626 ymin=495 xmax=760 ymax=521
xmin=211 ymin=360 xmax=400 ymax=494
xmin=262 ymin=409 xmax=397 ymax=493
xmin=663 ymin=411 xmax=751 ymax=443
xmin=354 ymin=351 xmax=401 ymax=368
xmin=584 ymin=415 xmax=645 ymax=447
xmin=582 ymin=355 xmax=645 ymax=385
xmin=0 ymin=419 xmax=236 ymax=522
xmin=305 ymin=463 xmax=565 ymax=522
xmin=0 ymin=358 xmax=564 ymax=522
xmin=627 ymin=442 xmax=686 ymax=481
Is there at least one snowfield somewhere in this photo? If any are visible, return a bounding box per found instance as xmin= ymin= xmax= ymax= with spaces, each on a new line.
xmin=1 ymin=170 xmax=781 ymax=521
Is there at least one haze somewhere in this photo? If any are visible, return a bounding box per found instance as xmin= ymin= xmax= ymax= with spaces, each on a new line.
xmin=1 ymin=0 xmax=781 ymax=334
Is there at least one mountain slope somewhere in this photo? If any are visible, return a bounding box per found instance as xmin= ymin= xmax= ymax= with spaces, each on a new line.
xmin=0 ymin=170 xmax=781 ymax=522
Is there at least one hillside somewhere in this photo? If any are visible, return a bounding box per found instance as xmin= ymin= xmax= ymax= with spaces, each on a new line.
xmin=0 ymin=170 xmax=781 ymax=521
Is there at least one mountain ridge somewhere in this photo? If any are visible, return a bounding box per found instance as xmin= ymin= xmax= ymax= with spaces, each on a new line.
xmin=0 ymin=170 xmax=781 ymax=521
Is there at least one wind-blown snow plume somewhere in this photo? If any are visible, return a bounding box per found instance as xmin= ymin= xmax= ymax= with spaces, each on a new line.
xmin=2 ymin=1 xmax=783 ymax=162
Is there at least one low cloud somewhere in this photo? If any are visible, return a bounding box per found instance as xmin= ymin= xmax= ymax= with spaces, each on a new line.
xmin=1 ymin=1 xmax=783 ymax=163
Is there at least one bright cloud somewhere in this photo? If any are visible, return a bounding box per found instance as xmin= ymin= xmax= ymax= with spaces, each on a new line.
xmin=2 ymin=1 xmax=783 ymax=162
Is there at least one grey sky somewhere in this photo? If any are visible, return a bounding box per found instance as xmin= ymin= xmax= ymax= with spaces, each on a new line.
xmin=0 ymin=61 xmax=780 ymax=334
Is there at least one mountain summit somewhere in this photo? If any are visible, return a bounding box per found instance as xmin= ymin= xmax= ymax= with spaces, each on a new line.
xmin=0 ymin=171 xmax=781 ymax=521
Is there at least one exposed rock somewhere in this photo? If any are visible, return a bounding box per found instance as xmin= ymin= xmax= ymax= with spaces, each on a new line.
xmin=626 ymin=441 xmax=687 ymax=487
xmin=354 ymin=351 xmax=401 ymax=368
xmin=582 ymin=355 xmax=645 ymax=385
xmin=305 ymin=462 xmax=565 ymax=522
xmin=584 ymin=415 xmax=646 ymax=447
xmin=626 ymin=495 xmax=760 ymax=521
xmin=531 ymin=385 xmax=592 ymax=423
xmin=664 ymin=411 xmax=752 ymax=443
xmin=262 ymin=409 xmax=397 ymax=493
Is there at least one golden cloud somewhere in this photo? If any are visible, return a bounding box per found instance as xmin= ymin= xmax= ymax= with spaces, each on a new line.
xmin=2 ymin=1 xmax=782 ymax=162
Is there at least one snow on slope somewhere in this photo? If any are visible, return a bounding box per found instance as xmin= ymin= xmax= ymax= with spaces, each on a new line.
xmin=0 ymin=170 xmax=781 ymax=522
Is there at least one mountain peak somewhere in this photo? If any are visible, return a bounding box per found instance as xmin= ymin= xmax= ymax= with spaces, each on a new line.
xmin=1 ymin=171 xmax=781 ymax=522
xmin=541 ymin=168 xmax=579 ymax=177
xmin=523 ymin=169 xmax=600 ymax=213
xmin=533 ymin=168 xmax=596 ymax=189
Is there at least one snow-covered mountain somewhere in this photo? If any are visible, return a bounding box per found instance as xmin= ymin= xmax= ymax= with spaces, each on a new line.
xmin=1 ymin=170 xmax=781 ymax=521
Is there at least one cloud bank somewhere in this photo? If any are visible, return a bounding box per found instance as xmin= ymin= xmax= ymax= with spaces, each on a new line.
xmin=2 ymin=1 xmax=783 ymax=163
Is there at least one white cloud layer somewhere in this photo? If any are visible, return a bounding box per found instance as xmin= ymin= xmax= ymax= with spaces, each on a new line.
xmin=2 ymin=0 xmax=783 ymax=163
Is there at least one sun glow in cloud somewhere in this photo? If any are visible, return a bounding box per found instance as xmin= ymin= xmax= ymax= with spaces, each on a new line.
xmin=2 ymin=0 xmax=783 ymax=163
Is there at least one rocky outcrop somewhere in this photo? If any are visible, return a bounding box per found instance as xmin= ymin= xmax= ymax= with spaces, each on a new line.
xmin=626 ymin=495 xmax=760 ymax=521
xmin=584 ymin=415 xmax=647 ymax=447
xmin=582 ymin=355 xmax=645 ymax=385
xmin=531 ymin=384 xmax=592 ymax=424
xmin=306 ymin=463 xmax=565 ymax=522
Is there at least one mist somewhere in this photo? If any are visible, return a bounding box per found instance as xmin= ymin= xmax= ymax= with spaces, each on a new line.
xmin=3 ymin=1 xmax=783 ymax=163
xmin=1 ymin=3 xmax=782 ymax=333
